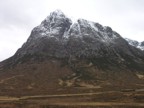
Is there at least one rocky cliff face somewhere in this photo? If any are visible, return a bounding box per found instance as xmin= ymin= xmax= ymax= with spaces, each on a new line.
xmin=125 ymin=38 xmax=144 ymax=50
xmin=0 ymin=10 xmax=144 ymax=95
xmin=11 ymin=10 xmax=144 ymax=71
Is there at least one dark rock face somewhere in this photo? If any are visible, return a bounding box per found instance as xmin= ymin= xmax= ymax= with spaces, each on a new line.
xmin=141 ymin=41 xmax=144 ymax=46
xmin=8 ymin=10 xmax=144 ymax=72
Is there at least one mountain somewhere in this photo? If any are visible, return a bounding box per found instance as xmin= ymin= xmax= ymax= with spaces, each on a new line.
xmin=125 ymin=38 xmax=144 ymax=50
xmin=0 ymin=10 xmax=144 ymax=96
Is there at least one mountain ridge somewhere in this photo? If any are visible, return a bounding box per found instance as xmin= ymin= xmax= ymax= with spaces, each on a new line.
xmin=125 ymin=38 xmax=144 ymax=50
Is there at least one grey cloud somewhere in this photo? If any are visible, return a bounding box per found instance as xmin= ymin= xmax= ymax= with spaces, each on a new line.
xmin=0 ymin=0 xmax=38 ymax=29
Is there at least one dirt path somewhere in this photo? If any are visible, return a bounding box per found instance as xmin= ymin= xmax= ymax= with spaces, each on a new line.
xmin=48 ymin=102 xmax=144 ymax=107
xmin=0 ymin=88 xmax=143 ymax=101
xmin=0 ymin=96 xmax=19 ymax=101
xmin=0 ymin=91 xmax=115 ymax=101
xmin=20 ymin=91 xmax=118 ymax=100
xmin=0 ymin=75 xmax=24 ymax=83
xmin=0 ymin=89 xmax=144 ymax=100
xmin=20 ymin=88 xmax=144 ymax=100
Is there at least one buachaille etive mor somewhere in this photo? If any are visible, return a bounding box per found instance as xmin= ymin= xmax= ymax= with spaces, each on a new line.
xmin=0 ymin=10 xmax=144 ymax=96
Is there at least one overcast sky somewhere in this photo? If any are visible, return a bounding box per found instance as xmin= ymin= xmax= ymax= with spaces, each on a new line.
xmin=0 ymin=0 xmax=144 ymax=61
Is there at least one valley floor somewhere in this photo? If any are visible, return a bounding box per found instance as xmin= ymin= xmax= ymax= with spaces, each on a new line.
xmin=0 ymin=89 xmax=144 ymax=108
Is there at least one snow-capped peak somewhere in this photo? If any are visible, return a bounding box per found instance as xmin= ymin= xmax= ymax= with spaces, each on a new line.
xmin=125 ymin=38 xmax=144 ymax=50
xmin=29 ymin=10 xmax=120 ymax=43
xmin=50 ymin=9 xmax=65 ymax=16
xmin=30 ymin=10 xmax=72 ymax=40
xmin=15 ymin=10 xmax=144 ymax=64
xmin=45 ymin=9 xmax=66 ymax=22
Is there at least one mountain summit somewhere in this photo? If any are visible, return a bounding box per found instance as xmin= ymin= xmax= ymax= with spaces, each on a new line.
xmin=16 ymin=10 xmax=122 ymax=58
xmin=15 ymin=10 xmax=141 ymax=59
xmin=0 ymin=10 xmax=144 ymax=96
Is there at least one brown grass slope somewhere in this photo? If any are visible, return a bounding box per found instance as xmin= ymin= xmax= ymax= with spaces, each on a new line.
xmin=0 ymin=55 xmax=144 ymax=96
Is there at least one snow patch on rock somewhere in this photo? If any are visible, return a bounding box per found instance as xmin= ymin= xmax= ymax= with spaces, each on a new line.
xmin=125 ymin=38 xmax=144 ymax=50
